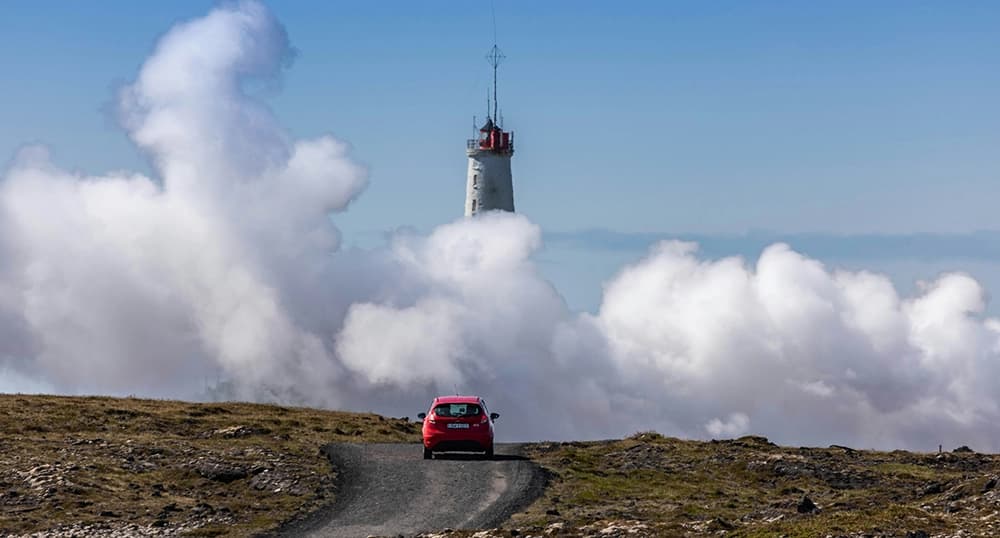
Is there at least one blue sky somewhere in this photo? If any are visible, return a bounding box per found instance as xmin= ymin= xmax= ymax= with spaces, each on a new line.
xmin=2 ymin=1 xmax=999 ymax=311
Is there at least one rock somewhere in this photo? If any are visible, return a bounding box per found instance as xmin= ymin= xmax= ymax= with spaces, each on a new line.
xmin=953 ymin=445 xmax=974 ymax=453
xmin=545 ymin=508 xmax=560 ymax=516
xmin=983 ymin=477 xmax=997 ymax=492
xmin=796 ymin=495 xmax=818 ymax=513
xmin=706 ymin=518 xmax=735 ymax=530
xmin=906 ymin=531 xmax=930 ymax=538
xmin=736 ymin=435 xmax=776 ymax=447
xmin=544 ymin=522 xmax=565 ymax=535
xmin=212 ymin=425 xmax=269 ymax=438
xmin=921 ymin=482 xmax=944 ymax=496
xmin=192 ymin=502 xmax=214 ymax=515
xmin=947 ymin=484 xmax=971 ymax=501
xmin=195 ymin=461 xmax=248 ymax=483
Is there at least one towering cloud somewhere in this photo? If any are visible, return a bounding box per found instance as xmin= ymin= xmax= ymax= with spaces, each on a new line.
xmin=2 ymin=1 xmax=999 ymax=451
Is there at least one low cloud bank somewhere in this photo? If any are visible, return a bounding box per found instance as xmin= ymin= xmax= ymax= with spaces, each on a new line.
xmin=2 ymin=1 xmax=999 ymax=450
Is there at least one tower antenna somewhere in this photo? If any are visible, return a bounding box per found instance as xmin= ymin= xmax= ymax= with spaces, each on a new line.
xmin=486 ymin=0 xmax=504 ymax=124
xmin=491 ymin=0 xmax=498 ymax=45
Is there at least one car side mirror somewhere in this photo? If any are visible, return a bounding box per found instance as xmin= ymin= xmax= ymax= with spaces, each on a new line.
xmin=417 ymin=413 xmax=426 ymax=420
xmin=490 ymin=412 xmax=500 ymax=420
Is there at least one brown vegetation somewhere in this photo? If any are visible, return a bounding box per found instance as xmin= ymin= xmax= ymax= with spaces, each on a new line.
xmin=0 ymin=394 xmax=420 ymax=536
xmin=5 ymin=395 xmax=1000 ymax=537
xmin=504 ymin=432 xmax=1000 ymax=537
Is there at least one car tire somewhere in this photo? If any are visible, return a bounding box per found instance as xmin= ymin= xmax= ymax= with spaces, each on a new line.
xmin=485 ymin=444 xmax=494 ymax=459
xmin=423 ymin=447 xmax=433 ymax=460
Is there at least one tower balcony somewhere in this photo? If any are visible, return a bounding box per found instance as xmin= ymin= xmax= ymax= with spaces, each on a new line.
xmin=466 ymin=132 xmax=514 ymax=154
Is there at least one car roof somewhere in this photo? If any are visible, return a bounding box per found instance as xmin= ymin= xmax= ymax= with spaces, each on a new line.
xmin=433 ymin=395 xmax=482 ymax=404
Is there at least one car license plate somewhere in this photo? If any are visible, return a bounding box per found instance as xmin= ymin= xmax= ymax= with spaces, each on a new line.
xmin=447 ymin=423 xmax=469 ymax=429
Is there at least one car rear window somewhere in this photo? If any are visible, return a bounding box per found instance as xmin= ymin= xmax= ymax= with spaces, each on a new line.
xmin=433 ymin=403 xmax=481 ymax=417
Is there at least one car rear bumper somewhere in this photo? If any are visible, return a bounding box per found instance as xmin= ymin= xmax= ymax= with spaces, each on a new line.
xmin=427 ymin=439 xmax=491 ymax=452
xmin=423 ymin=430 xmax=492 ymax=452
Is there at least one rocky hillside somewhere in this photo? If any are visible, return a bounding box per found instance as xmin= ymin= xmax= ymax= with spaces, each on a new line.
xmin=503 ymin=432 xmax=999 ymax=537
xmin=4 ymin=395 xmax=998 ymax=537
xmin=0 ymin=394 xmax=420 ymax=537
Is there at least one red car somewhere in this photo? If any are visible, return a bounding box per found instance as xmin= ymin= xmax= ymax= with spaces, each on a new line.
xmin=418 ymin=395 xmax=499 ymax=459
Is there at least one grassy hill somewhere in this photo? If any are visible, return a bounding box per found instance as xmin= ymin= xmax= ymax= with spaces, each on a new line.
xmin=3 ymin=395 xmax=998 ymax=537
xmin=502 ymin=432 xmax=1000 ymax=537
xmin=0 ymin=394 xmax=420 ymax=536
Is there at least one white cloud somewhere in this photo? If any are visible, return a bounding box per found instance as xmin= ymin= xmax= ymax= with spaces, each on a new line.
xmin=706 ymin=413 xmax=751 ymax=438
xmin=2 ymin=1 xmax=1000 ymax=450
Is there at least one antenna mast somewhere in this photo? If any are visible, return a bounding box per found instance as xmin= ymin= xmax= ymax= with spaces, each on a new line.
xmin=486 ymin=0 xmax=504 ymax=122
xmin=487 ymin=45 xmax=504 ymax=122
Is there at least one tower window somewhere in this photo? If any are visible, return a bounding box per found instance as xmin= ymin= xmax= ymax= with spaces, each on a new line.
xmin=473 ymin=174 xmax=478 ymax=185
xmin=472 ymin=199 xmax=477 ymax=212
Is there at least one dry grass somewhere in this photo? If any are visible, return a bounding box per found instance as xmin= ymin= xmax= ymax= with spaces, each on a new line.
xmin=7 ymin=395 xmax=999 ymax=537
xmin=0 ymin=394 xmax=420 ymax=536
xmin=510 ymin=433 xmax=1000 ymax=537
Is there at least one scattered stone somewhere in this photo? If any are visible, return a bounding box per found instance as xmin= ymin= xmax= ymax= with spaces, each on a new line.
xmin=192 ymin=502 xmax=214 ymax=515
xmin=906 ymin=531 xmax=930 ymax=538
xmin=545 ymin=508 xmax=560 ymax=516
xmin=983 ymin=477 xmax=997 ymax=493
xmin=194 ymin=461 xmax=248 ymax=483
xmin=544 ymin=522 xmax=564 ymax=535
xmin=922 ymin=482 xmax=944 ymax=496
xmin=211 ymin=425 xmax=269 ymax=438
xmin=706 ymin=517 xmax=735 ymax=530
xmin=736 ymin=435 xmax=776 ymax=447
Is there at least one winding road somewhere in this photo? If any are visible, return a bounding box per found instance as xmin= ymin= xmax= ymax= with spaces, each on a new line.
xmin=280 ymin=443 xmax=545 ymax=538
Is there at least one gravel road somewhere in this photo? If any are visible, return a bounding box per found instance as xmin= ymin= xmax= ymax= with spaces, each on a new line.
xmin=278 ymin=443 xmax=545 ymax=538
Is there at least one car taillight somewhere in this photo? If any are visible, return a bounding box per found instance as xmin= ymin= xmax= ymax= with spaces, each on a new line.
xmin=428 ymin=415 xmax=437 ymax=424
xmin=480 ymin=415 xmax=488 ymax=424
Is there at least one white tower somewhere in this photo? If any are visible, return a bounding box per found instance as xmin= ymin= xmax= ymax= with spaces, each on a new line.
xmin=465 ymin=44 xmax=514 ymax=216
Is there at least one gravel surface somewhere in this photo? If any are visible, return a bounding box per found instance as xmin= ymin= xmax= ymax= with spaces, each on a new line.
xmin=278 ymin=443 xmax=545 ymax=538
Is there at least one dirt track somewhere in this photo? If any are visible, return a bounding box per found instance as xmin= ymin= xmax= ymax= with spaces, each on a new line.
xmin=278 ymin=443 xmax=545 ymax=538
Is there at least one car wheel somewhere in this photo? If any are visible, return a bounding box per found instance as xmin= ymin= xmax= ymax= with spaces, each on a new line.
xmin=485 ymin=444 xmax=494 ymax=459
xmin=423 ymin=447 xmax=432 ymax=460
